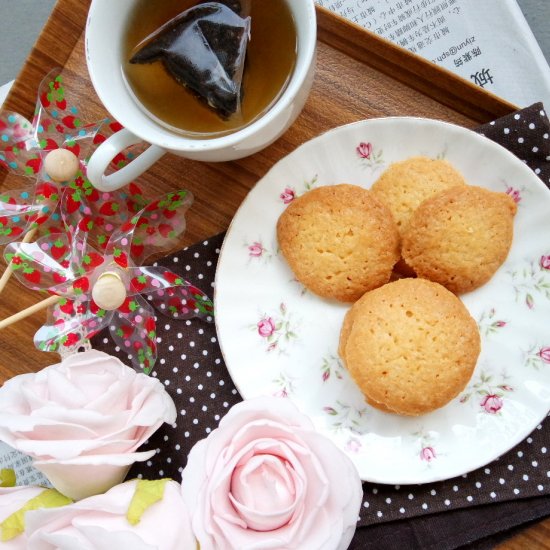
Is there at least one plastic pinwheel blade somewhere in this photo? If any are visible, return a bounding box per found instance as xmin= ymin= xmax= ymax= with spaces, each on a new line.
xmin=60 ymin=179 xmax=148 ymax=253
xmin=34 ymin=70 xmax=103 ymax=156
xmin=0 ymin=111 xmax=41 ymax=175
xmin=4 ymin=234 xmax=76 ymax=292
xmin=126 ymin=266 xmax=213 ymax=320
xmin=34 ymin=297 xmax=113 ymax=353
xmin=106 ymin=190 xmax=194 ymax=267
xmin=109 ymin=293 xmax=157 ymax=374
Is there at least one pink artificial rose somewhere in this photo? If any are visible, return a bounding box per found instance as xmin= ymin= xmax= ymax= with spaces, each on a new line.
xmin=280 ymin=187 xmax=295 ymax=204
xmin=538 ymin=347 xmax=550 ymax=364
xmin=25 ymin=479 xmax=195 ymax=550
xmin=0 ymin=486 xmax=71 ymax=549
xmin=248 ymin=242 xmax=264 ymax=257
xmin=181 ymin=397 xmax=362 ymax=550
xmin=0 ymin=350 xmax=176 ymax=500
xmin=356 ymin=142 xmax=372 ymax=159
xmin=420 ymin=447 xmax=436 ymax=462
xmin=480 ymin=394 xmax=503 ymax=414
xmin=257 ymin=317 xmax=276 ymax=337
xmin=540 ymin=255 xmax=550 ymax=270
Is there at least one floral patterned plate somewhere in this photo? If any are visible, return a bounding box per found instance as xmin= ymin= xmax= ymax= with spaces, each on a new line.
xmin=214 ymin=117 xmax=550 ymax=484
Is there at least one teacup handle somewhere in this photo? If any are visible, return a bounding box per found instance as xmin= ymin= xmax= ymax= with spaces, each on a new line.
xmin=86 ymin=128 xmax=166 ymax=192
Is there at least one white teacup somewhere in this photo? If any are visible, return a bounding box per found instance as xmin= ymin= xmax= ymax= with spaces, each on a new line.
xmin=85 ymin=0 xmax=317 ymax=192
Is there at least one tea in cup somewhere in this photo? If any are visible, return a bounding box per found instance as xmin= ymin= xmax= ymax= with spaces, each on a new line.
xmin=85 ymin=0 xmax=317 ymax=191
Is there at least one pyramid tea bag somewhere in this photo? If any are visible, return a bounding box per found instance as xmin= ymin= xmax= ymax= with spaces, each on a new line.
xmin=130 ymin=1 xmax=251 ymax=119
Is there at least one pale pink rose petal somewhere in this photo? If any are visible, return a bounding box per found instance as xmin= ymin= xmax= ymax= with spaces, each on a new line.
xmin=26 ymin=480 xmax=194 ymax=549
xmin=181 ymin=397 xmax=362 ymax=550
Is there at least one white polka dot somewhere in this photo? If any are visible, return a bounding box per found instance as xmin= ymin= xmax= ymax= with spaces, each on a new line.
xmin=184 ymin=431 xmax=190 ymax=438
xmin=175 ymin=444 xmax=181 ymax=450
xmin=514 ymin=113 xmax=521 ymax=120
xmin=542 ymin=447 xmax=547 ymax=453
xmin=544 ymin=133 xmax=549 ymax=139
xmin=513 ymin=488 xmax=520 ymax=495
xmin=453 ymin=485 xmax=459 ymax=492
xmin=430 ymin=489 xmax=437 ymax=496
xmin=180 ymin=409 xmax=186 ymax=416
xmin=177 ymin=333 xmax=183 ymax=339
xmin=475 ymin=482 xmax=482 ymax=488
xmin=532 ymin=461 xmax=538 ymax=467
xmin=499 ymin=478 xmax=505 ymax=485
xmin=535 ymin=168 xmax=541 ymax=174
xmin=363 ymin=501 xmax=369 ymax=509
xmin=164 ymin=324 xmax=171 ymax=330
xmin=444 ymin=499 xmax=451 ymax=506
xmin=408 ymin=493 xmax=414 ymax=500
xmin=198 ymin=384 xmax=204 ymax=390
xmin=529 ymin=123 xmax=536 ymax=129
xmin=484 ymin=468 xmax=491 ymax=474
xmin=523 ymin=474 xmax=529 ymax=481
xmin=173 ymin=367 xmax=178 ymax=373
xmin=372 ymin=488 xmax=378 ymax=495
xmin=518 ymin=137 xmax=524 ymax=144
xmin=538 ymin=485 xmax=544 ymax=491
xmin=518 ymin=451 xmax=523 ymax=458
xmin=399 ymin=507 xmax=405 ymax=513
xmin=507 ymin=465 xmax=514 ymax=471
xmin=376 ymin=511 xmax=383 ymax=517
xmin=421 ymin=503 xmax=428 ymax=510
xmin=192 ymin=419 xmax=198 ymax=425
xmin=490 ymin=492 xmax=496 ymax=498
xmin=466 ymin=495 xmax=473 ymax=502
xmin=103 ymin=337 xmax=109 ymax=344
xmin=503 ymin=128 xmax=510 ymax=134
xmin=385 ymin=497 xmax=391 ymax=504
xmin=189 ymin=341 xmax=195 ymax=348
xmin=176 ymin=388 xmax=182 ymax=394
xmin=532 ymin=146 xmax=539 ymax=153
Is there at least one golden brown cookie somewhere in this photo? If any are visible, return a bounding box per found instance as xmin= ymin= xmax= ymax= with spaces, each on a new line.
xmin=277 ymin=184 xmax=400 ymax=302
xmin=342 ymin=278 xmax=480 ymax=416
xmin=370 ymin=156 xmax=466 ymax=236
xmin=402 ymin=185 xmax=517 ymax=294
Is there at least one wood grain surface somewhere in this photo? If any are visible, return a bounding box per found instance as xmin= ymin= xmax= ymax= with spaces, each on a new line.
xmin=0 ymin=0 xmax=547 ymax=546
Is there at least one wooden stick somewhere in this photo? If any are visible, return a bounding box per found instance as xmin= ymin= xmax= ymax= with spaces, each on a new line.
xmin=0 ymin=295 xmax=60 ymax=330
xmin=0 ymin=228 xmax=37 ymax=294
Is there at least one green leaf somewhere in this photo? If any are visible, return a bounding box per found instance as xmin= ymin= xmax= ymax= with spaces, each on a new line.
xmin=0 ymin=469 xmax=16 ymax=487
xmin=127 ymin=479 xmax=170 ymax=526
xmin=0 ymin=488 xmax=72 ymax=541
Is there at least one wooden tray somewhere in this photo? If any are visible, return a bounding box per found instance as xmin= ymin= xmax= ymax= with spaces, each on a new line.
xmin=0 ymin=2 xmax=547 ymax=545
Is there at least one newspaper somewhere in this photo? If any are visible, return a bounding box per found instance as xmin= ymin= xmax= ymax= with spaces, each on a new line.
xmin=316 ymin=0 xmax=550 ymax=109
xmin=0 ymin=441 xmax=50 ymax=487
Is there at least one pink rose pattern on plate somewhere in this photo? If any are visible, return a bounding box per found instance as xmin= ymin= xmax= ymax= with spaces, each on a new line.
xmin=321 ymin=353 xmax=345 ymax=383
xmin=252 ymin=302 xmax=298 ymax=353
xmin=508 ymin=254 xmax=550 ymax=309
xmin=271 ymin=372 xmax=296 ymax=398
xmin=322 ymin=400 xmax=368 ymax=435
xmin=524 ymin=344 xmax=550 ymax=369
xmin=356 ymin=141 xmax=384 ymax=172
xmin=477 ymin=308 xmax=508 ymax=338
xmin=244 ymin=239 xmax=274 ymax=264
xmin=460 ymin=371 xmax=514 ymax=414
xmin=412 ymin=429 xmax=440 ymax=465
xmin=278 ymin=174 xmax=318 ymax=205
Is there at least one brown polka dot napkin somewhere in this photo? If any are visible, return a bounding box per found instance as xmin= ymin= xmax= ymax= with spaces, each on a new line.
xmin=93 ymin=103 xmax=550 ymax=549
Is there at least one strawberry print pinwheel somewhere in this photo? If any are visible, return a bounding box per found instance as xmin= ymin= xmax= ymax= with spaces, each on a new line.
xmin=4 ymin=189 xmax=213 ymax=374
xmin=0 ymin=70 xmax=104 ymax=244
xmin=0 ymin=69 xmax=147 ymax=248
